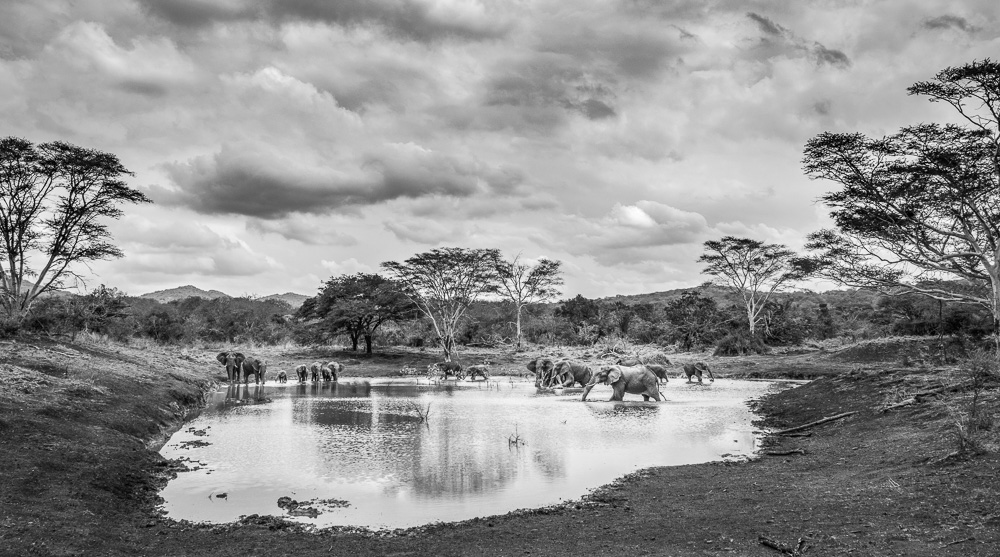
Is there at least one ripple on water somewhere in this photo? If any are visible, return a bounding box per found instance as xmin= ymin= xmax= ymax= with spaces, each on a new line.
xmin=158 ymin=379 xmax=781 ymax=529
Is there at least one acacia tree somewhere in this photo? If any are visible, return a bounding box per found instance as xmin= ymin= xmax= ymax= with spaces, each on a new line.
xmin=305 ymin=273 xmax=414 ymax=354
xmin=801 ymin=59 xmax=1000 ymax=341
xmin=382 ymin=247 xmax=499 ymax=361
xmin=491 ymin=253 xmax=562 ymax=348
xmin=699 ymin=237 xmax=806 ymax=336
xmin=0 ymin=137 xmax=150 ymax=325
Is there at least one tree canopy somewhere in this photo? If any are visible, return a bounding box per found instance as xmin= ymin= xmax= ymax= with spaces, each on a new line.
xmin=699 ymin=236 xmax=806 ymax=336
xmin=801 ymin=59 xmax=1000 ymax=333
xmin=382 ymin=247 xmax=499 ymax=360
xmin=0 ymin=137 xmax=150 ymax=325
xmin=491 ymin=253 xmax=563 ymax=348
xmin=303 ymin=273 xmax=413 ymax=354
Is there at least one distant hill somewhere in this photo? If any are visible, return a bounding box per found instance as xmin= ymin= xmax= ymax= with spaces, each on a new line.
xmin=261 ymin=292 xmax=309 ymax=309
xmin=138 ymin=285 xmax=309 ymax=308
xmin=139 ymin=285 xmax=230 ymax=303
xmin=599 ymin=285 xmax=736 ymax=305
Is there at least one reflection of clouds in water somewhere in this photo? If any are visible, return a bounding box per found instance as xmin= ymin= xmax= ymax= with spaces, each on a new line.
xmin=159 ymin=381 xmax=775 ymax=528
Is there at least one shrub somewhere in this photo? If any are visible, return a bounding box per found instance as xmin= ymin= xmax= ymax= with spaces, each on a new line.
xmin=713 ymin=332 xmax=769 ymax=356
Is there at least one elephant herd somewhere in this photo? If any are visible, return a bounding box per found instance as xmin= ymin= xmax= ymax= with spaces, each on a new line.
xmin=526 ymin=357 xmax=715 ymax=402
xmin=215 ymin=351 xmax=345 ymax=385
xmin=294 ymin=361 xmax=344 ymax=383
xmin=426 ymin=359 xmax=491 ymax=381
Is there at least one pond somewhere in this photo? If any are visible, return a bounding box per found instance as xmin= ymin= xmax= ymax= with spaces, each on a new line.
xmin=158 ymin=378 xmax=784 ymax=529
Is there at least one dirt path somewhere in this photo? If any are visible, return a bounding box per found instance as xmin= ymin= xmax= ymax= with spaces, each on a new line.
xmin=1 ymin=337 xmax=998 ymax=556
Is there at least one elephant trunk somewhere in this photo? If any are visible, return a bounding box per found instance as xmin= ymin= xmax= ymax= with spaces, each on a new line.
xmin=581 ymin=378 xmax=599 ymax=401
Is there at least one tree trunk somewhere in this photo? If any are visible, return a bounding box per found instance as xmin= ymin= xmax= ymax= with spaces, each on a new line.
xmin=350 ymin=332 xmax=360 ymax=351
xmin=515 ymin=304 xmax=523 ymax=348
xmin=364 ymin=334 xmax=373 ymax=354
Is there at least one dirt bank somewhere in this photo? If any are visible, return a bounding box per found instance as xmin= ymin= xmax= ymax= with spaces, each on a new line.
xmin=1 ymin=337 xmax=998 ymax=556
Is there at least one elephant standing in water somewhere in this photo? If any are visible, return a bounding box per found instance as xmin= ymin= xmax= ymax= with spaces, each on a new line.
xmin=309 ymin=362 xmax=322 ymax=382
xmin=325 ymin=361 xmax=344 ymax=381
xmin=683 ymin=362 xmax=715 ymax=383
xmin=581 ymin=365 xmax=663 ymax=402
xmin=216 ymin=351 xmax=245 ymax=383
xmin=616 ymin=358 xmax=670 ymax=383
xmin=526 ymin=358 xmax=557 ymax=388
xmin=295 ymin=365 xmax=308 ymax=382
xmin=549 ymin=361 xmax=594 ymax=388
xmin=240 ymin=357 xmax=267 ymax=384
xmin=276 ymin=371 xmax=288 ymax=383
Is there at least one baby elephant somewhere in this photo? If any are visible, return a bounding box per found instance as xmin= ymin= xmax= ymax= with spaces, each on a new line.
xmin=683 ymin=362 xmax=715 ymax=383
xmin=276 ymin=371 xmax=288 ymax=383
xmin=295 ymin=365 xmax=308 ymax=382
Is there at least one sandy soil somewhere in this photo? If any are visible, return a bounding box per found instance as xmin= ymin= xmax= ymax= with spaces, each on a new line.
xmin=1 ymin=336 xmax=998 ymax=556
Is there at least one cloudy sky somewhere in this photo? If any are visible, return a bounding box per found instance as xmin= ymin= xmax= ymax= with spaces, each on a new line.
xmin=2 ymin=1 xmax=999 ymax=299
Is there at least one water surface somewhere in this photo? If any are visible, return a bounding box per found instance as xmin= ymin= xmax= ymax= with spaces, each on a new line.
xmin=159 ymin=378 xmax=781 ymax=529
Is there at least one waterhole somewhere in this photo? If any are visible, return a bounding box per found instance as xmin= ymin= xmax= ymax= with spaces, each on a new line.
xmin=158 ymin=378 xmax=782 ymax=529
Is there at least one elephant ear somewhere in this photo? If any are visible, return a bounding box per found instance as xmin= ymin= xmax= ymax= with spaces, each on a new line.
xmin=216 ymin=352 xmax=228 ymax=365
xmin=526 ymin=360 xmax=537 ymax=373
xmin=608 ymin=367 xmax=623 ymax=384
xmin=542 ymin=359 xmax=554 ymax=371
xmin=235 ymin=353 xmax=246 ymax=363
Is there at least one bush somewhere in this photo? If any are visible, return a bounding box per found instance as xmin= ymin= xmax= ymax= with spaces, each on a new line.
xmin=713 ymin=332 xmax=769 ymax=356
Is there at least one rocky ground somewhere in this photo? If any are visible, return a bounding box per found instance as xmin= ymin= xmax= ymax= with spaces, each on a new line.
xmin=1 ymin=335 xmax=998 ymax=556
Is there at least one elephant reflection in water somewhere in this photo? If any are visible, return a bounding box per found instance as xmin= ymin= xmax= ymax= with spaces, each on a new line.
xmin=224 ymin=382 xmax=266 ymax=404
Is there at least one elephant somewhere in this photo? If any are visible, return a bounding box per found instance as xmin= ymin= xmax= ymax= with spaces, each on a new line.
xmin=549 ymin=361 xmax=594 ymax=388
xmin=325 ymin=361 xmax=344 ymax=382
xmin=646 ymin=364 xmax=670 ymax=383
xmin=276 ymin=371 xmax=288 ymax=383
xmin=581 ymin=365 xmax=663 ymax=402
xmin=465 ymin=364 xmax=490 ymax=381
xmin=321 ymin=365 xmax=332 ymax=382
xmin=309 ymin=362 xmax=321 ymax=382
xmin=240 ymin=357 xmax=266 ymax=384
xmin=526 ymin=358 xmax=558 ymax=388
xmin=216 ymin=351 xmax=246 ymax=383
xmin=295 ymin=365 xmax=308 ymax=382
xmin=616 ymin=358 xmax=670 ymax=383
xmin=429 ymin=361 xmax=464 ymax=380
xmin=683 ymin=362 xmax=715 ymax=383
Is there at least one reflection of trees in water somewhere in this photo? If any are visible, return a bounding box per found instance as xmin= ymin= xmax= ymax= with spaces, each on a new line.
xmin=405 ymin=399 xmax=569 ymax=499
xmin=283 ymin=386 xmax=580 ymax=499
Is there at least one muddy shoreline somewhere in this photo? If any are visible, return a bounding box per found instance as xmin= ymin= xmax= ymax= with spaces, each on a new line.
xmin=2 ymin=337 xmax=999 ymax=556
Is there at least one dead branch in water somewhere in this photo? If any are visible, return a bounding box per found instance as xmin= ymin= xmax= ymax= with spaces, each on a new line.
xmin=764 ymin=449 xmax=806 ymax=456
xmin=773 ymin=411 xmax=857 ymax=435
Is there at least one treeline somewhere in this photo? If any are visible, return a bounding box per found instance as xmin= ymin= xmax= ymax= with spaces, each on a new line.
xmin=18 ymin=282 xmax=993 ymax=352
xmin=22 ymin=286 xmax=297 ymax=345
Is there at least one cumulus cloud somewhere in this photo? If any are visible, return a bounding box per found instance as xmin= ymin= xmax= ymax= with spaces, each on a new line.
xmin=540 ymin=201 xmax=710 ymax=266
xmin=137 ymin=0 xmax=513 ymax=41
xmin=112 ymin=216 xmax=279 ymax=277
xmin=383 ymin=218 xmax=469 ymax=245
xmin=745 ymin=12 xmax=851 ymax=68
xmin=320 ymin=258 xmax=373 ymax=275
xmin=247 ymin=218 xmax=359 ymax=246
xmin=922 ymin=15 xmax=978 ymax=33
xmin=157 ymin=141 xmax=525 ymax=218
